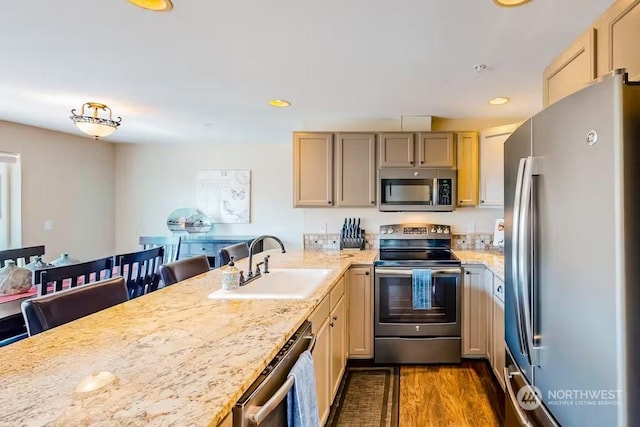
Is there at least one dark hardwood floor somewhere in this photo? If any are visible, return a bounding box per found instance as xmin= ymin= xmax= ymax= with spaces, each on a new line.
xmin=399 ymin=360 xmax=505 ymax=427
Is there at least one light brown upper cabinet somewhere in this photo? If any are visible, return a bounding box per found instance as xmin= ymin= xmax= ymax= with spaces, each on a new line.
xmin=479 ymin=124 xmax=519 ymax=207
xmin=379 ymin=132 xmax=455 ymax=168
xmin=335 ymin=133 xmax=376 ymax=207
xmin=378 ymin=133 xmax=415 ymax=167
xmin=543 ymin=28 xmax=597 ymax=107
xmin=293 ymin=132 xmax=334 ymax=207
xmin=595 ymin=0 xmax=640 ymax=80
xmin=417 ymin=132 xmax=456 ymax=168
xmin=456 ymin=132 xmax=479 ymax=207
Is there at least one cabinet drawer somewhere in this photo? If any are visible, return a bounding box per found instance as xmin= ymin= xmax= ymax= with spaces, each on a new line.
xmin=309 ymin=296 xmax=330 ymax=332
xmin=189 ymin=243 xmax=217 ymax=255
xmin=330 ymin=275 xmax=345 ymax=309
xmin=494 ymin=277 xmax=505 ymax=303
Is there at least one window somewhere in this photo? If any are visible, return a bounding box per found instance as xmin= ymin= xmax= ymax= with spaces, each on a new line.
xmin=0 ymin=152 xmax=21 ymax=250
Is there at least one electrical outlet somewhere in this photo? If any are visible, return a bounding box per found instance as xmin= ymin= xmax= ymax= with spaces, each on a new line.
xmin=44 ymin=220 xmax=53 ymax=231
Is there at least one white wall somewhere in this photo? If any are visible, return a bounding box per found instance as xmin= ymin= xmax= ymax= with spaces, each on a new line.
xmin=0 ymin=120 xmax=116 ymax=261
xmin=114 ymin=117 xmax=521 ymax=253
xmin=114 ymin=142 xmax=304 ymax=253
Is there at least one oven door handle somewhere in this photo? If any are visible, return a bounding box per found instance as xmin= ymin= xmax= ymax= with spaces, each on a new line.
xmin=375 ymin=268 xmax=461 ymax=276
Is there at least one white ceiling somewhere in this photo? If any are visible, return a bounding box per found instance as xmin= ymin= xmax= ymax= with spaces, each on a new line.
xmin=0 ymin=0 xmax=615 ymax=144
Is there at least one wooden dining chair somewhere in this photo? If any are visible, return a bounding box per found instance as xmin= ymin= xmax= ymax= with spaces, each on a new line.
xmin=33 ymin=257 xmax=113 ymax=296
xmin=218 ymin=242 xmax=250 ymax=266
xmin=21 ymin=276 xmax=128 ymax=336
xmin=0 ymin=246 xmax=45 ymax=267
xmin=113 ymin=247 xmax=164 ymax=299
xmin=139 ymin=236 xmax=181 ymax=264
xmin=159 ymin=255 xmax=210 ymax=286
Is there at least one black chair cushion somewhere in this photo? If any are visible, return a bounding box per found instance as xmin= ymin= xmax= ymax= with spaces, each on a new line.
xmin=219 ymin=242 xmax=250 ymax=266
xmin=159 ymin=255 xmax=210 ymax=286
xmin=21 ymin=277 xmax=128 ymax=336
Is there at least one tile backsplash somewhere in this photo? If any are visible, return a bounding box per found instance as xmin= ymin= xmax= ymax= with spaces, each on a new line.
xmin=303 ymin=234 xmax=379 ymax=251
xmin=452 ymin=233 xmax=503 ymax=253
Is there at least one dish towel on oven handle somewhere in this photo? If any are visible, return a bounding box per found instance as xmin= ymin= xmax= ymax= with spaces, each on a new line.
xmin=412 ymin=269 xmax=432 ymax=310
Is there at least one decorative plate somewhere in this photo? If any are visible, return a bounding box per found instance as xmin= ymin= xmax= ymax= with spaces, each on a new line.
xmin=185 ymin=213 xmax=213 ymax=234
xmin=167 ymin=208 xmax=199 ymax=232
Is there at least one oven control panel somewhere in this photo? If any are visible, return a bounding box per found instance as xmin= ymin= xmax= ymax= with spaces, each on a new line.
xmin=379 ymin=223 xmax=451 ymax=237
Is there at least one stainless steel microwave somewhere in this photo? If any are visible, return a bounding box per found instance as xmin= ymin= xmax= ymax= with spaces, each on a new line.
xmin=378 ymin=168 xmax=456 ymax=212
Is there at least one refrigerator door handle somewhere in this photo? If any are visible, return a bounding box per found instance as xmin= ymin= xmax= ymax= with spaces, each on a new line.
xmin=519 ymin=156 xmax=539 ymax=366
xmin=512 ymin=158 xmax=528 ymax=358
xmin=504 ymin=367 xmax=533 ymax=427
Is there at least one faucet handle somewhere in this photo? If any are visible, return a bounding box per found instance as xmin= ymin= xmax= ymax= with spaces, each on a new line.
xmin=255 ymin=261 xmax=265 ymax=275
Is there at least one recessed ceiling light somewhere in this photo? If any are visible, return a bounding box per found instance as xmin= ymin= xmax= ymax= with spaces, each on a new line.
xmin=127 ymin=0 xmax=173 ymax=11
xmin=269 ymin=99 xmax=292 ymax=108
xmin=489 ymin=97 xmax=510 ymax=105
xmin=493 ymin=0 xmax=531 ymax=7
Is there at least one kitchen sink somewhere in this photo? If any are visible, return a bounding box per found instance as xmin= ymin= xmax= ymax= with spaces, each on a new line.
xmin=207 ymin=268 xmax=332 ymax=300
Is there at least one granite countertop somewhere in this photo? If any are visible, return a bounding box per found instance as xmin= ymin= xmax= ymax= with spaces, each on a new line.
xmin=0 ymin=249 xmax=377 ymax=427
xmin=454 ymin=250 xmax=505 ymax=281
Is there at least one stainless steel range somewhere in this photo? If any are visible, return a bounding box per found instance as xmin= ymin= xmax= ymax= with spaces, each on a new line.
xmin=374 ymin=223 xmax=462 ymax=364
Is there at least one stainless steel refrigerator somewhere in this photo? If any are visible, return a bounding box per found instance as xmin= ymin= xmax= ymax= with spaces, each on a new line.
xmin=504 ymin=69 xmax=640 ymax=426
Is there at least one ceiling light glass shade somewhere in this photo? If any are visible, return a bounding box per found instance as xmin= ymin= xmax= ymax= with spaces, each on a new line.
xmin=69 ymin=102 xmax=122 ymax=140
xmin=127 ymin=0 xmax=173 ymax=11
xmin=489 ymin=97 xmax=510 ymax=105
xmin=269 ymin=99 xmax=292 ymax=107
xmin=493 ymin=0 xmax=531 ymax=7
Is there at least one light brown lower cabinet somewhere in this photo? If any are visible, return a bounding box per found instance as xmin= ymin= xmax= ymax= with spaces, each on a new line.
xmin=309 ymin=273 xmax=347 ymax=426
xmin=348 ymin=266 xmax=373 ymax=358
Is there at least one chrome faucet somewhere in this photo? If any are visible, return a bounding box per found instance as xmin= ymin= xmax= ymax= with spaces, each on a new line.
xmin=242 ymin=235 xmax=286 ymax=285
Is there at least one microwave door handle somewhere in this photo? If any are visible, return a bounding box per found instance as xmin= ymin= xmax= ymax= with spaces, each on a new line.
xmin=433 ymin=178 xmax=438 ymax=206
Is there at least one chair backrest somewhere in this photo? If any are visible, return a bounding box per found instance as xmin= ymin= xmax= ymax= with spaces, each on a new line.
xmin=33 ymin=257 xmax=113 ymax=296
xmin=0 ymin=246 xmax=45 ymax=268
xmin=21 ymin=276 xmax=128 ymax=336
xmin=218 ymin=242 xmax=250 ymax=267
xmin=159 ymin=255 xmax=210 ymax=286
xmin=139 ymin=236 xmax=181 ymax=264
xmin=113 ymin=247 xmax=164 ymax=299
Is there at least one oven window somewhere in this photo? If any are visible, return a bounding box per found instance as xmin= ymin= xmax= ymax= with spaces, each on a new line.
xmin=378 ymin=275 xmax=457 ymax=323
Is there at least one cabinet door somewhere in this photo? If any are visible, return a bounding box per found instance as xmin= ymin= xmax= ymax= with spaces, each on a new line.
xmin=543 ymin=28 xmax=597 ymax=106
xmin=293 ymin=132 xmax=334 ymax=207
xmin=378 ymin=133 xmax=415 ymax=167
xmin=493 ymin=293 xmax=506 ymax=390
xmin=456 ymin=132 xmax=479 ymax=207
xmin=335 ymin=133 xmax=376 ymax=207
xmin=462 ymin=266 xmax=488 ymax=357
xmin=312 ymin=317 xmax=331 ymax=426
xmin=484 ymin=269 xmax=495 ymax=366
xmin=330 ymin=295 xmax=347 ymax=400
xmin=599 ymin=0 xmax=640 ymax=80
xmin=348 ymin=267 xmax=373 ymax=358
xmin=479 ymin=124 xmax=519 ymax=207
xmin=417 ymin=132 xmax=455 ymax=168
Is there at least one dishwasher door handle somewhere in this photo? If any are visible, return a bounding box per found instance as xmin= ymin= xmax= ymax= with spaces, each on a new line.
xmin=249 ymin=334 xmax=316 ymax=426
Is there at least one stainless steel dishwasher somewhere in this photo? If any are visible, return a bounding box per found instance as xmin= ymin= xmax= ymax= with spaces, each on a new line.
xmin=233 ymin=321 xmax=315 ymax=427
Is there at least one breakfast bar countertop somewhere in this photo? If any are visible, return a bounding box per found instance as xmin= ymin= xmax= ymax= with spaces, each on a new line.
xmin=454 ymin=250 xmax=505 ymax=281
xmin=0 ymin=249 xmax=377 ymax=427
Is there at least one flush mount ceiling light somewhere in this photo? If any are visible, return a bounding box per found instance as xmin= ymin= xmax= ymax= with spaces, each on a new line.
xmin=493 ymin=0 xmax=532 ymax=7
xmin=269 ymin=99 xmax=292 ymax=108
xmin=69 ymin=102 xmax=122 ymax=140
xmin=127 ymin=0 xmax=173 ymax=11
xmin=489 ymin=97 xmax=511 ymax=105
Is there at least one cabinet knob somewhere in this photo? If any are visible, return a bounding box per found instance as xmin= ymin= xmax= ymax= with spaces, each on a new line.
xmin=481 ymin=200 xmax=485 ymax=204
xmin=365 ymin=271 xmax=370 ymax=276
xmin=332 ymin=316 xmax=338 ymax=321
xmin=410 ymin=161 xmax=414 ymax=165
xmin=420 ymin=160 xmax=424 ymax=164
xmin=328 ymin=201 xmax=332 ymax=205
xmin=330 ymin=322 xmax=335 ymax=328
xmin=465 ymin=271 xmax=470 ymax=275
xmin=371 ymin=201 xmax=375 ymax=205
xmin=497 ymin=285 xmax=503 ymax=293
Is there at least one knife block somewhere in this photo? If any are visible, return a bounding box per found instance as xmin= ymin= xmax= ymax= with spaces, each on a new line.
xmin=340 ymin=230 xmax=365 ymax=251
